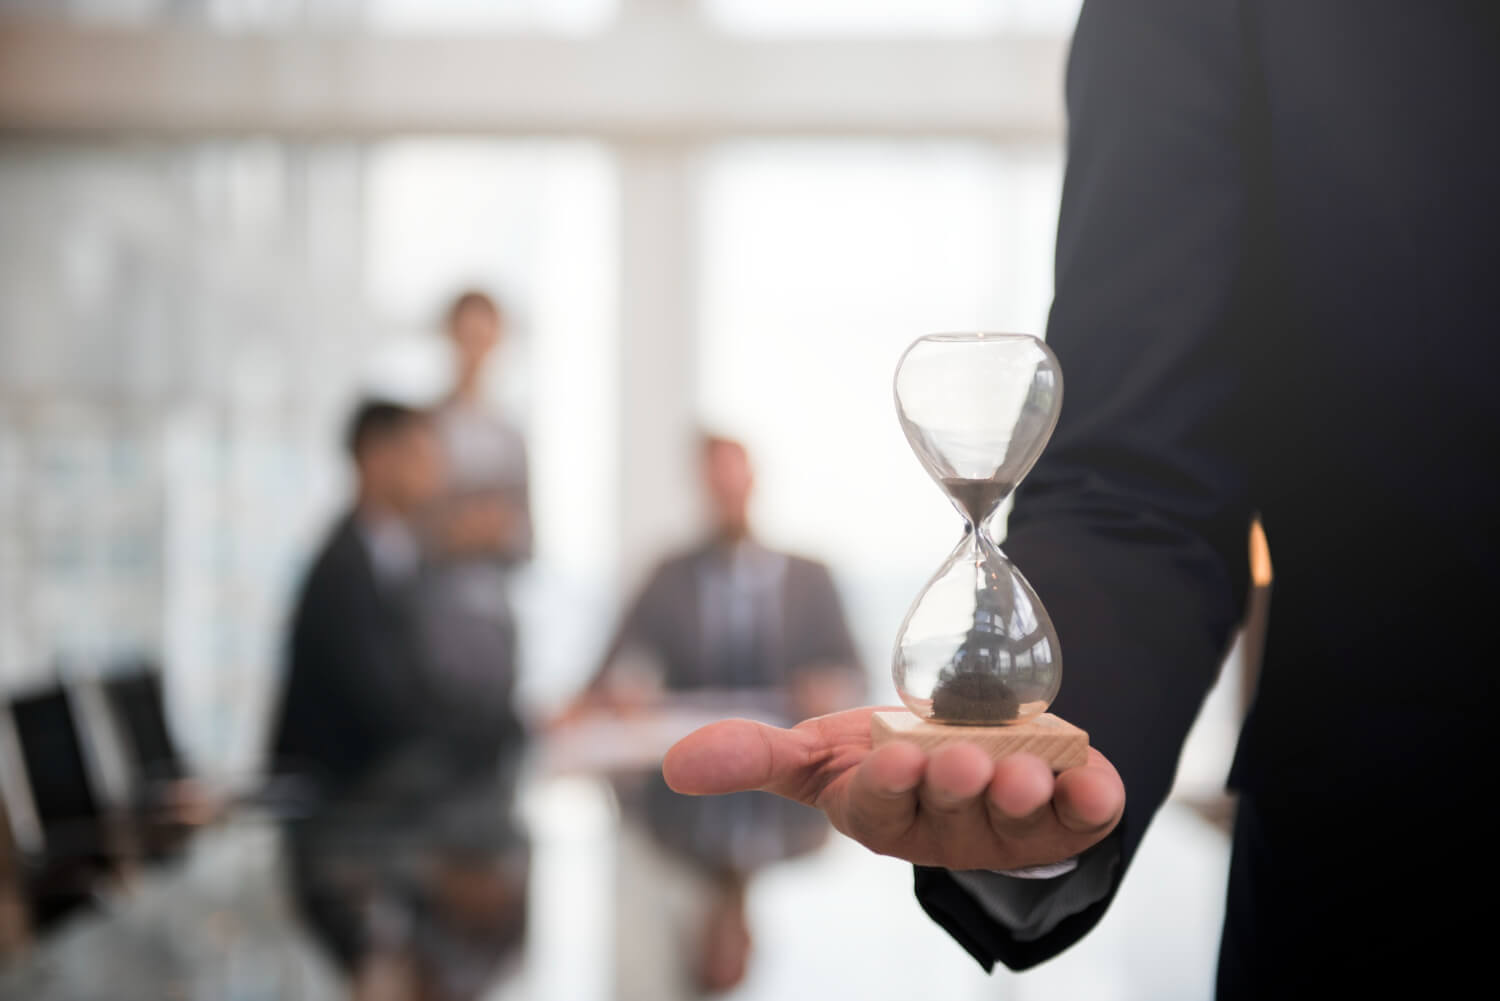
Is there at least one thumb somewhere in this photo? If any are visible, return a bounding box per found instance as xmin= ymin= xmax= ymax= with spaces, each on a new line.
xmin=662 ymin=718 xmax=812 ymax=798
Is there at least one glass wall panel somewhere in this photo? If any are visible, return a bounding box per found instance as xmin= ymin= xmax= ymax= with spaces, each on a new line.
xmin=696 ymin=139 xmax=1064 ymax=680
xmin=0 ymin=139 xmax=617 ymax=775
xmin=362 ymin=138 xmax=619 ymax=720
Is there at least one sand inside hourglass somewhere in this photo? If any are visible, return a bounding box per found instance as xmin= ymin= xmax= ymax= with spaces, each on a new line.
xmin=939 ymin=477 xmax=1014 ymax=527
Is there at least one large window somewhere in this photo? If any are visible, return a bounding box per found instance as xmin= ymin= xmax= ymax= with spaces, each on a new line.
xmin=0 ymin=139 xmax=617 ymax=773
xmin=363 ymin=139 xmax=618 ymax=719
xmin=696 ymin=139 xmax=1064 ymax=676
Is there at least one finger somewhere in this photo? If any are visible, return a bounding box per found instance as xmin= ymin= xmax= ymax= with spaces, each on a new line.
xmin=984 ymin=753 xmax=1055 ymax=833
xmin=918 ymin=743 xmax=994 ymax=816
xmin=1052 ymin=752 xmax=1126 ymax=835
xmin=662 ymin=718 xmax=813 ymax=799
xmin=841 ymin=741 xmax=926 ymax=844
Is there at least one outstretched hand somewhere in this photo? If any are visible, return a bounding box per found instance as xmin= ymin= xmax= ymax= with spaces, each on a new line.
xmin=663 ymin=706 xmax=1124 ymax=872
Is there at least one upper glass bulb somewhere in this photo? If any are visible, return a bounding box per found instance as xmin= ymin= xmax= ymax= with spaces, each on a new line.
xmin=892 ymin=333 xmax=1064 ymax=725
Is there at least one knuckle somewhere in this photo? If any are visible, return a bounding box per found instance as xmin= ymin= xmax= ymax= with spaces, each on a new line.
xmin=840 ymin=810 xmax=891 ymax=848
xmin=842 ymin=801 xmax=913 ymax=847
xmin=989 ymin=802 xmax=1050 ymax=833
xmin=920 ymin=791 xmax=974 ymax=818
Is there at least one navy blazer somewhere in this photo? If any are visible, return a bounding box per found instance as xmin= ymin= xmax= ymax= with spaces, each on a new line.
xmin=914 ymin=0 xmax=1498 ymax=985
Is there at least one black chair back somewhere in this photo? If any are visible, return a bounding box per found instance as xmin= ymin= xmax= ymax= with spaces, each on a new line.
xmin=7 ymin=684 xmax=113 ymax=930
xmin=102 ymin=667 xmax=182 ymax=786
xmin=9 ymin=687 xmax=101 ymax=840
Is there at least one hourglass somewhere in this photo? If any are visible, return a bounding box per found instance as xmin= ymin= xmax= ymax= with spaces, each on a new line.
xmin=871 ymin=333 xmax=1088 ymax=770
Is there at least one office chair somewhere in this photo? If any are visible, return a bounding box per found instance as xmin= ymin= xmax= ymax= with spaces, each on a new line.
xmin=7 ymin=685 xmax=118 ymax=931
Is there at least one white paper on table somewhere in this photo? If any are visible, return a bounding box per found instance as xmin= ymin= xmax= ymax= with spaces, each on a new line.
xmin=537 ymin=690 xmax=793 ymax=777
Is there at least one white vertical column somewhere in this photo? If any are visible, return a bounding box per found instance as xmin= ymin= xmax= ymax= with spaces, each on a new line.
xmin=614 ymin=142 xmax=704 ymax=591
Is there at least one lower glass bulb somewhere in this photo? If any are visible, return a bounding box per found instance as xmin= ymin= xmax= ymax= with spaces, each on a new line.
xmin=893 ymin=530 xmax=1061 ymax=725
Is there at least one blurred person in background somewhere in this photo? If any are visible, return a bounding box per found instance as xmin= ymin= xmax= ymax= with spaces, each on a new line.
xmin=564 ymin=435 xmax=865 ymax=999
xmin=270 ymin=400 xmax=528 ymax=1001
xmin=425 ymin=289 xmax=533 ymax=661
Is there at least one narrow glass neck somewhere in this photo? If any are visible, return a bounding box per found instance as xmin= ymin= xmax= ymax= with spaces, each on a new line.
xmin=960 ymin=521 xmax=1007 ymax=560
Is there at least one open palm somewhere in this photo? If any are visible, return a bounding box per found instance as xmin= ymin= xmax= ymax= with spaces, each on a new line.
xmin=663 ymin=706 xmax=1123 ymax=872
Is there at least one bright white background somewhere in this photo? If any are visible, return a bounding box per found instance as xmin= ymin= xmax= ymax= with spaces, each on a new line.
xmin=0 ymin=2 xmax=1246 ymax=1000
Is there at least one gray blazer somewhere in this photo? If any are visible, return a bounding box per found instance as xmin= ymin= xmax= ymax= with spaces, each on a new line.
xmin=599 ymin=540 xmax=861 ymax=695
xmin=596 ymin=539 xmax=864 ymax=874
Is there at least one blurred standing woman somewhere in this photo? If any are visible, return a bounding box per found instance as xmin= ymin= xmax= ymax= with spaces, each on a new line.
xmin=423 ymin=290 xmax=534 ymax=724
xmin=421 ymin=287 xmax=534 ymax=791
xmin=432 ymin=289 xmax=533 ymax=602
xmin=420 ymin=288 xmax=533 ymax=778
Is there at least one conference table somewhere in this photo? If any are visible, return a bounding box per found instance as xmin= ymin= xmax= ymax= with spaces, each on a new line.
xmin=0 ymin=692 xmax=796 ymax=1001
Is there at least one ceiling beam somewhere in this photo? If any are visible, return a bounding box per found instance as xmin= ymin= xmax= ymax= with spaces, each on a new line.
xmin=0 ymin=19 xmax=1066 ymax=140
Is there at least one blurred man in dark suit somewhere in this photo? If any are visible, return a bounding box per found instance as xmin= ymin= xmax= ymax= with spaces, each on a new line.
xmin=272 ymin=402 xmax=444 ymax=795
xmin=663 ymin=2 xmax=1497 ymax=996
xmin=271 ymin=400 xmax=528 ymax=1001
xmin=570 ymin=435 xmax=864 ymax=998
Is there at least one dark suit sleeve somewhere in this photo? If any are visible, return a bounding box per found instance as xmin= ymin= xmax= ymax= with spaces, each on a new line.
xmin=914 ymin=0 xmax=1262 ymax=970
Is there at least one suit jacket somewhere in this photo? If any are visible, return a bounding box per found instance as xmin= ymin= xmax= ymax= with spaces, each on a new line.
xmin=600 ymin=540 xmax=864 ymax=872
xmin=270 ymin=512 xmax=523 ymax=800
xmin=601 ymin=541 xmax=861 ymax=694
xmin=914 ymin=0 xmax=1498 ymax=984
xmin=271 ymin=513 xmax=427 ymax=795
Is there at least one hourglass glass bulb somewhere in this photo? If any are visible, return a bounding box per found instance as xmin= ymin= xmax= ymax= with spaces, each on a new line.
xmin=891 ymin=333 xmax=1064 ymax=725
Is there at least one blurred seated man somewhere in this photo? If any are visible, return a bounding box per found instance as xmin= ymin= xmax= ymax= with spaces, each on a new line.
xmin=270 ymin=400 xmax=529 ymax=1001
xmin=566 ymin=435 xmax=865 ymax=998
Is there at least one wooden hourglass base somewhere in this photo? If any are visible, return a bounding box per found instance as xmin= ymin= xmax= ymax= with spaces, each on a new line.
xmin=871 ymin=710 xmax=1089 ymax=772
